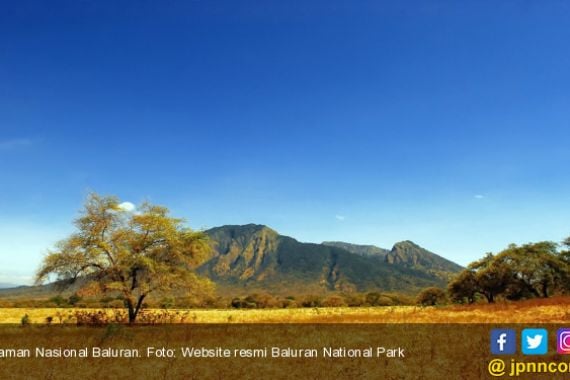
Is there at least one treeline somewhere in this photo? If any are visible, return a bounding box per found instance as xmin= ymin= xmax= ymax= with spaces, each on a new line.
xmin=0 ymin=291 xmax=416 ymax=309
xmin=418 ymin=236 xmax=570 ymax=306
xmin=229 ymin=292 xmax=414 ymax=309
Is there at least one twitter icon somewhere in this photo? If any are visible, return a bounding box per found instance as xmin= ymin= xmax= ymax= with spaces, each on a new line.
xmin=522 ymin=329 xmax=548 ymax=355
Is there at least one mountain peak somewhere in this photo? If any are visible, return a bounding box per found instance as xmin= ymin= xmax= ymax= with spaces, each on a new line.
xmin=202 ymin=224 xmax=281 ymax=282
xmin=386 ymin=241 xmax=463 ymax=274
xmin=206 ymin=224 xmax=277 ymax=237
xmin=392 ymin=240 xmax=420 ymax=249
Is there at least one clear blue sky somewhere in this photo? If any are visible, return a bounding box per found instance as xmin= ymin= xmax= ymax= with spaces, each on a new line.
xmin=1 ymin=1 xmax=570 ymax=284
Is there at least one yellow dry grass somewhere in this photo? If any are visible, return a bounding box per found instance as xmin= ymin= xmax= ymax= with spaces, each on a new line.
xmin=2 ymin=296 xmax=570 ymax=324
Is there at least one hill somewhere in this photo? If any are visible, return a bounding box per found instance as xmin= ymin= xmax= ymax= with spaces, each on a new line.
xmin=201 ymin=224 xmax=462 ymax=296
xmin=324 ymin=240 xmax=463 ymax=281
xmin=385 ymin=240 xmax=464 ymax=274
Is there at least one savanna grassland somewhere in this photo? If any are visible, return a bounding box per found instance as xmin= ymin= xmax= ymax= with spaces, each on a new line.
xmin=2 ymin=296 xmax=570 ymax=324
xmin=2 ymin=298 xmax=569 ymax=379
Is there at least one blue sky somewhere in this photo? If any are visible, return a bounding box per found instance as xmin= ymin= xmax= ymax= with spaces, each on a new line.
xmin=1 ymin=1 xmax=570 ymax=284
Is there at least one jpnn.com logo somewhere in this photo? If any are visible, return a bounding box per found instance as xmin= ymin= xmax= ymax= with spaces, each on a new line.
xmin=491 ymin=329 xmax=516 ymax=355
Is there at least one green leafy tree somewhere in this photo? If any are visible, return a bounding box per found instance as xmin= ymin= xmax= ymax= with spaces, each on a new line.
xmin=447 ymin=270 xmax=478 ymax=304
xmin=416 ymin=287 xmax=447 ymax=306
xmin=468 ymin=253 xmax=513 ymax=303
xmin=68 ymin=293 xmax=82 ymax=306
xmin=36 ymin=193 xmax=213 ymax=323
xmin=495 ymin=242 xmax=568 ymax=299
xmin=449 ymin=239 xmax=570 ymax=304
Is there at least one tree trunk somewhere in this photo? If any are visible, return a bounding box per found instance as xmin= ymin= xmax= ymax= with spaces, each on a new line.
xmin=127 ymin=299 xmax=136 ymax=324
xmin=134 ymin=295 xmax=146 ymax=322
xmin=528 ymin=285 xmax=540 ymax=298
xmin=125 ymin=295 xmax=147 ymax=324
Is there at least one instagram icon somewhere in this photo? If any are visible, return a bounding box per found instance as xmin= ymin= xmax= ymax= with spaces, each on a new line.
xmin=557 ymin=329 xmax=570 ymax=354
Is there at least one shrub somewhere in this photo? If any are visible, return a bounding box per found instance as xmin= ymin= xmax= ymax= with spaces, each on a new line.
xmin=344 ymin=293 xmax=366 ymax=307
xmin=68 ymin=294 xmax=82 ymax=306
xmin=49 ymin=295 xmax=67 ymax=307
xmin=300 ymin=295 xmax=322 ymax=308
xmin=322 ymin=295 xmax=347 ymax=307
xmin=417 ymin=287 xmax=447 ymax=306
xmin=21 ymin=314 xmax=30 ymax=326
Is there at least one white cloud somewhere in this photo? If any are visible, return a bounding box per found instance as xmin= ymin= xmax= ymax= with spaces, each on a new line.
xmin=118 ymin=202 xmax=136 ymax=212
xmin=0 ymin=138 xmax=33 ymax=151
xmin=335 ymin=215 xmax=346 ymax=221
xmin=474 ymin=194 xmax=485 ymax=199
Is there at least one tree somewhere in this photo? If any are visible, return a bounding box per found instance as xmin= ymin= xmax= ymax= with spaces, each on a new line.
xmin=416 ymin=287 xmax=447 ymax=306
xmin=36 ymin=193 xmax=212 ymax=323
xmin=448 ymin=270 xmax=478 ymax=304
xmin=448 ymin=240 xmax=570 ymax=304
xmin=468 ymin=253 xmax=513 ymax=303
xmin=495 ymin=242 xmax=568 ymax=299
xmin=322 ymin=295 xmax=347 ymax=307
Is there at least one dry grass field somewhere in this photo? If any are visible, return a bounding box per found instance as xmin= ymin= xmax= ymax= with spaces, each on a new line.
xmin=2 ymin=298 xmax=570 ymax=379
xmin=2 ymin=296 xmax=570 ymax=324
xmin=0 ymin=324 xmax=496 ymax=380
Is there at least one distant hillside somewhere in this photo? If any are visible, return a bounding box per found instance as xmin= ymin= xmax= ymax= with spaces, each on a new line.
xmin=0 ymin=284 xmax=59 ymax=298
xmin=0 ymin=283 xmax=18 ymax=289
xmin=325 ymin=240 xmax=463 ymax=280
xmin=322 ymin=242 xmax=390 ymax=257
xmin=386 ymin=240 xmax=464 ymax=277
xmin=201 ymin=224 xmax=462 ymax=296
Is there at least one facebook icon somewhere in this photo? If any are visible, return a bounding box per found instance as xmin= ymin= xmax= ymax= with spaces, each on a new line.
xmin=491 ymin=329 xmax=516 ymax=355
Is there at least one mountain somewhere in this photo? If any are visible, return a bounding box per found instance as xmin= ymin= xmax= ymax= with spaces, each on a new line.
xmin=201 ymin=224 xmax=462 ymax=296
xmin=385 ymin=240 xmax=464 ymax=274
xmin=322 ymin=242 xmax=390 ymax=258
xmin=0 ymin=283 xmax=18 ymax=289
xmin=324 ymin=240 xmax=463 ymax=280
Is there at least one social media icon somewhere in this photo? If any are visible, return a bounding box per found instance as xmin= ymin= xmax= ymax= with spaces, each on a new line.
xmin=491 ymin=329 xmax=516 ymax=355
xmin=557 ymin=328 xmax=570 ymax=354
xmin=522 ymin=329 xmax=548 ymax=355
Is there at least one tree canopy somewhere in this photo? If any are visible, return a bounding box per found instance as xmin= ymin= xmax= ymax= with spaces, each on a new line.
xmin=416 ymin=287 xmax=447 ymax=306
xmin=36 ymin=193 xmax=213 ymax=323
xmin=448 ymin=239 xmax=570 ymax=304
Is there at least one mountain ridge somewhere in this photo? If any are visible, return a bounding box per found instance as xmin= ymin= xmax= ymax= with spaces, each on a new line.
xmin=322 ymin=241 xmax=390 ymax=257
xmin=0 ymin=283 xmax=19 ymax=289
xmin=200 ymin=224 xmax=463 ymax=295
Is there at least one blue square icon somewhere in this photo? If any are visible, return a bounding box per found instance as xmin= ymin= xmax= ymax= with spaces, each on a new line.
xmin=522 ymin=329 xmax=548 ymax=355
xmin=491 ymin=329 xmax=516 ymax=354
